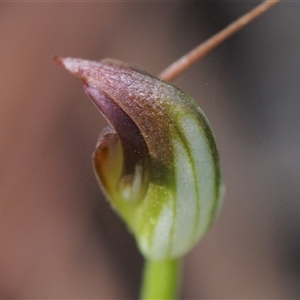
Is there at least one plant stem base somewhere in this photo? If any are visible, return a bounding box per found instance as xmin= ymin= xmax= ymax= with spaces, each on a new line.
xmin=140 ymin=258 xmax=181 ymax=300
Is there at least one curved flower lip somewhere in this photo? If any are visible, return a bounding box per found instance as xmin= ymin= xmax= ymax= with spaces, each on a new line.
xmin=56 ymin=56 xmax=150 ymax=204
xmin=84 ymin=84 xmax=149 ymax=180
xmin=85 ymin=83 xmax=150 ymax=204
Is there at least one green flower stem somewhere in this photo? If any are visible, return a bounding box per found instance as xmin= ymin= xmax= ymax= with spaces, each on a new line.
xmin=140 ymin=258 xmax=181 ymax=300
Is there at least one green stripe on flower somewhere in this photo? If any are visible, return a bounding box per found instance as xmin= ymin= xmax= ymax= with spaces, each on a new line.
xmin=57 ymin=57 xmax=224 ymax=260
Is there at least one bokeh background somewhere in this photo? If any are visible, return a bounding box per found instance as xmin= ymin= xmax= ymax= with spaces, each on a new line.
xmin=1 ymin=1 xmax=300 ymax=299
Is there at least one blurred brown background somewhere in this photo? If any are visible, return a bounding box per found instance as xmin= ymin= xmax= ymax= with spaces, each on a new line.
xmin=1 ymin=2 xmax=300 ymax=299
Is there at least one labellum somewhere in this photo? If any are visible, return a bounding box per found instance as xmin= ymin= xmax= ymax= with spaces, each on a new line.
xmin=56 ymin=57 xmax=224 ymax=260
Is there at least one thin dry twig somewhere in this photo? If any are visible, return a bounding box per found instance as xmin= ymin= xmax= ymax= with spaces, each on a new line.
xmin=159 ymin=0 xmax=280 ymax=82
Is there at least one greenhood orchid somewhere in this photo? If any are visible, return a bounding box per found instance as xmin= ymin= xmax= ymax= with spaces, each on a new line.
xmin=56 ymin=57 xmax=224 ymax=260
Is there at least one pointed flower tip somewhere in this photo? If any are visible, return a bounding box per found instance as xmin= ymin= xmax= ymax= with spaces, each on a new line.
xmin=53 ymin=55 xmax=63 ymax=66
xmin=54 ymin=56 xmax=91 ymax=79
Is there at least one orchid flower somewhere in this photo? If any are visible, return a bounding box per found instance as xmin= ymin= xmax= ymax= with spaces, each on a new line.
xmin=56 ymin=57 xmax=224 ymax=261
